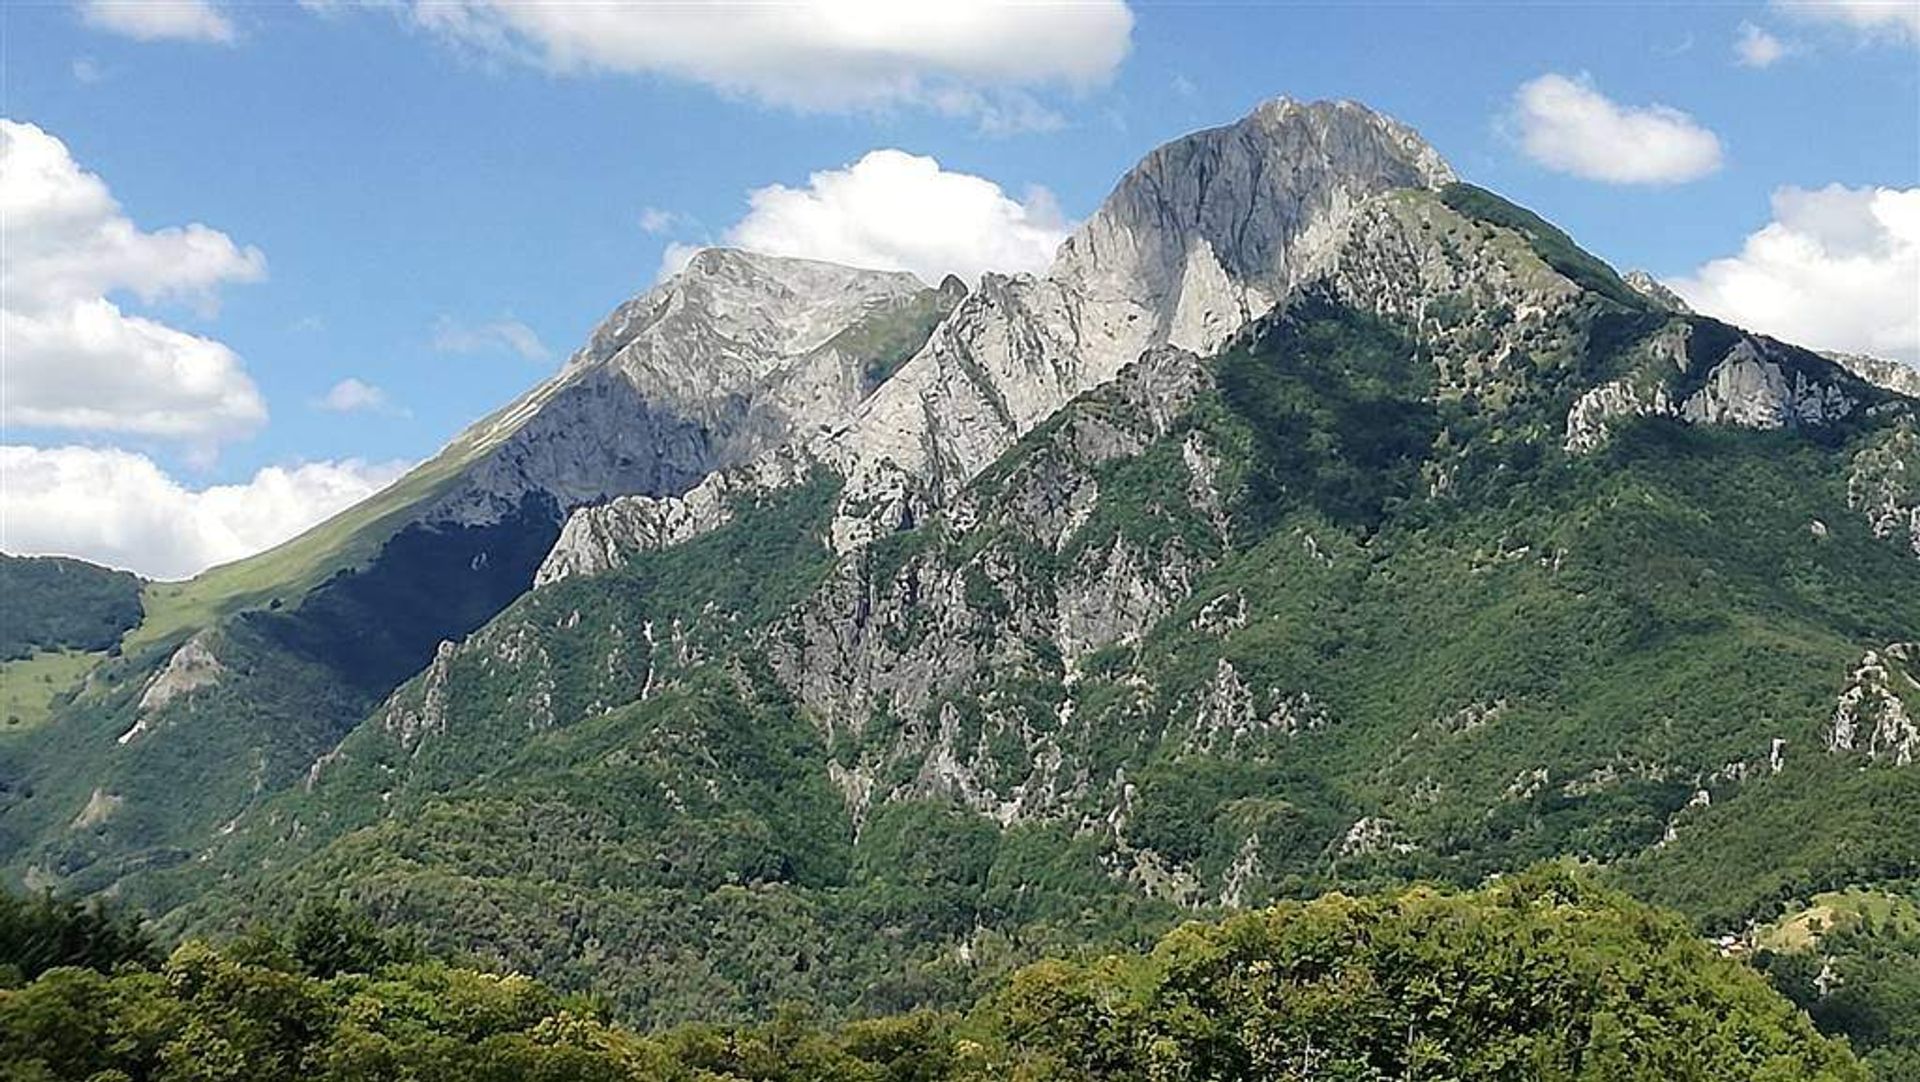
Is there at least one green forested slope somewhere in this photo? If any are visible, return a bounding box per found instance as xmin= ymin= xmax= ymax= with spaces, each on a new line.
xmin=102 ymin=292 xmax=1915 ymax=1032
xmin=0 ymin=555 xmax=143 ymax=662
xmin=0 ymin=872 xmax=1869 ymax=1081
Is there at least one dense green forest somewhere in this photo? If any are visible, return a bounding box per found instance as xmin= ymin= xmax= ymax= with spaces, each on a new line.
xmin=0 ymin=555 xmax=143 ymax=663
xmin=0 ymin=870 xmax=1873 ymax=1081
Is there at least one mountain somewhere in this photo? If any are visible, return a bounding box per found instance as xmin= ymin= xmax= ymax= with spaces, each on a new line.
xmin=552 ymin=99 xmax=1461 ymax=565
xmin=2 ymin=98 xmax=1917 ymax=1054
xmin=0 ymin=250 xmax=962 ymax=892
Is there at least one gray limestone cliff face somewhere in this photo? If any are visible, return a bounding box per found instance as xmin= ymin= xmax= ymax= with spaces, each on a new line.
xmin=1826 ymin=351 xmax=1920 ymax=400
xmin=1827 ymin=643 xmax=1920 ymax=765
xmin=1679 ymin=339 xmax=1859 ymax=429
xmin=530 ymin=97 xmax=1885 ymax=589
xmin=1049 ymin=98 xmax=1455 ymax=359
xmin=764 ymin=347 xmax=1224 ymax=826
xmin=1849 ymin=418 xmax=1920 ymax=558
xmin=813 ymin=99 xmax=1458 ymax=550
xmin=117 ymin=630 xmax=224 ymax=745
xmin=422 ymin=366 xmax=722 ymax=528
xmin=540 ymin=98 xmax=1464 ymax=576
xmin=1566 ymin=328 xmax=1874 ymax=452
xmin=1623 ymin=271 xmax=1694 ymax=314
xmin=566 ymin=248 xmax=927 ymax=411
xmin=536 ymin=449 xmax=818 ymax=585
xmin=422 ymin=250 xmax=942 ymax=533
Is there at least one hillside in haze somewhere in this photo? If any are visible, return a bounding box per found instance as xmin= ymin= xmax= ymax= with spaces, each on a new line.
xmin=3 ymin=97 xmax=1917 ymax=1074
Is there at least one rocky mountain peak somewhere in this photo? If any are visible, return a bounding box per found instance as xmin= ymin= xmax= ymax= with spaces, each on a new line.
xmin=563 ymin=248 xmax=928 ymax=406
xmin=1048 ymin=96 xmax=1453 ymax=357
xmin=778 ymin=98 xmax=1463 ymax=546
xmin=1623 ymin=270 xmax=1694 ymax=314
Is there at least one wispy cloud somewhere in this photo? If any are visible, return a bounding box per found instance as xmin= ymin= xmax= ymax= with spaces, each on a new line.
xmin=77 ymin=0 xmax=235 ymax=44
xmin=308 ymin=1 xmax=1133 ymax=132
xmin=315 ymin=377 xmax=405 ymax=415
xmin=1735 ymin=22 xmax=1791 ymax=67
xmin=639 ymin=206 xmax=683 ymax=235
xmin=432 ymin=315 xmax=551 ymax=363
xmin=1775 ymin=0 xmax=1919 ymax=46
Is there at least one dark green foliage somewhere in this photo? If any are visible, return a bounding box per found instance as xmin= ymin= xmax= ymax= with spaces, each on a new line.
xmin=0 ymin=616 xmax=388 ymax=904
xmin=1216 ymin=293 xmax=1440 ymax=531
xmin=1440 ymin=183 xmax=1647 ymax=308
xmin=64 ymin=294 xmax=1910 ymax=1034
xmin=284 ymin=900 xmax=424 ymax=979
xmin=7 ymin=239 xmax=1918 ymax=1061
xmin=854 ymin=802 xmax=999 ymax=936
xmin=251 ymin=493 xmax=568 ymax=695
xmin=0 ymin=889 xmax=157 ymax=985
xmin=993 ymin=868 xmax=1864 ymax=1081
xmin=0 ymin=554 xmax=142 ymax=661
xmin=0 ymin=873 xmax=1866 ymax=1081
xmin=1749 ymin=892 xmax=1920 ymax=1080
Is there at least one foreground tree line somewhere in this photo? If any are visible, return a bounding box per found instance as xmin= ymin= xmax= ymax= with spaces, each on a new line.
xmin=0 ymin=868 xmax=1864 ymax=1081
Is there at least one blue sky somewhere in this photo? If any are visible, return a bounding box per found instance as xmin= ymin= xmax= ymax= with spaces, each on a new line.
xmin=3 ymin=1 xmax=1917 ymax=577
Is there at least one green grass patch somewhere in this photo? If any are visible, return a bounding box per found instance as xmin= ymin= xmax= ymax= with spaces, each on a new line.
xmin=0 ymin=649 xmax=104 ymax=734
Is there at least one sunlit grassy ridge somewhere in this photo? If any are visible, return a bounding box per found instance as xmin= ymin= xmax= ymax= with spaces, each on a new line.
xmin=125 ymin=376 xmax=573 ymax=655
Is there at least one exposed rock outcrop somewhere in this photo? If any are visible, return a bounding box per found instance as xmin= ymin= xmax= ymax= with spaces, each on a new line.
xmin=430 ymin=250 xmax=952 ymax=532
xmin=815 ymin=99 xmax=1459 ymax=550
xmin=118 ymin=632 xmax=224 ymax=744
xmin=69 ymin=788 xmax=121 ymax=831
xmin=1623 ymin=270 xmax=1694 ymax=314
xmin=1848 ymin=419 xmax=1920 ymax=558
xmin=1679 ymin=338 xmax=1858 ymax=429
xmin=767 ymin=347 xmax=1217 ymax=747
xmin=1565 ymin=326 xmax=1867 ymax=452
xmin=379 ymin=639 xmax=459 ymax=752
xmin=541 ymin=100 xmax=1464 ymax=574
xmin=1827 ymin=643 xmax=1919 ymax=765
xmin=537 ymin=450 xmax=819 ymax=585
xmin=1826 ymin=351 xmax=1920 ymax=400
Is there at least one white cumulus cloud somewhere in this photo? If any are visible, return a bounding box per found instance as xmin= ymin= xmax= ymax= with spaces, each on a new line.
xmin=0 ymin=445 xmax=410 ymax=580
xmin=333 ymin=1 xmax=1132 ymax=127
xmin=77 ymin=0 xmax=235 ymax=44
xmin=1511 ymin=73 xmax=1724 ymax=185
xmin=672 ymin=149 xmax=1071 ymax=285
xmin=1775 ymin=0 xmax=1920 ymax=44
xmin=1667 ymin=185 xmax=1919 ymax=365
xmin=1735 ymin=23 xmax=1790 ymax=67
xmin=0 ymin=119 xmax=267 ymax=447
